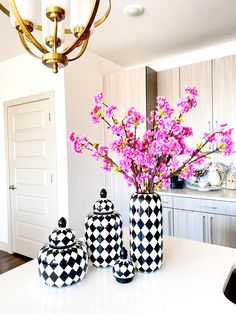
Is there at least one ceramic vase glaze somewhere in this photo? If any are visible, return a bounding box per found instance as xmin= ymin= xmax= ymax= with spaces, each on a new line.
xmin=129 ymin=193 xmax=163 ymax=273
xmin=38 ymin=217 xmax=88 ymax=287
xmin=84 ymin=189 xmax=123 ymax=267
xmin=112 ymin=247 xmax=135 ymax=284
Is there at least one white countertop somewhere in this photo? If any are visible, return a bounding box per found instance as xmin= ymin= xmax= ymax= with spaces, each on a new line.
xmin=159 ymin=187 xmax=236 ymax=202
xmin=0 ymin=236 xmax=236 ymax=314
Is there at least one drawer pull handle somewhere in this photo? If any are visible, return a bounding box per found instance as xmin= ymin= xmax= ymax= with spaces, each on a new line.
xmin=168 ymin=210 xmax=172 ymax=236
xmin=198 ymin=205 xmax=218 ymax=210
xmin=202 ymin=215 xmax=206 ymax=242
xmin=210 ymin=216 xmax=214 ymax=244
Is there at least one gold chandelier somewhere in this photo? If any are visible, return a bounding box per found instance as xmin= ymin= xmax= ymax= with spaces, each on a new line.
xmin=0 ymin=0 xmax=111 ymax=73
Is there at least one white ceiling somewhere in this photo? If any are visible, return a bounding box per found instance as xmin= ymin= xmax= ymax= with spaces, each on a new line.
xmin=1 ymin=0 xmax=236 ymax=67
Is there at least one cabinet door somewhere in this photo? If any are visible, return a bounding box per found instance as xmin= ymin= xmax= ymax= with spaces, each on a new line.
xmin=102 ymin=67 xmax=146 ymax=116
xmin=157 ymin=68 xmax=180 ymax=113
xmin=174 ymin=209 xmax=207 ymax=242
xmin=212 ymin=55 xmax=236 ymax=147
xmin=163 ymin=207 xmax=174 ymax=236
xmin=180 ymin=61 xmax=212 ymax=148
xmin=209 ymin=213 xmax=236 ymax=248
xmin=103 ymin=66 xmax=157 ymax=135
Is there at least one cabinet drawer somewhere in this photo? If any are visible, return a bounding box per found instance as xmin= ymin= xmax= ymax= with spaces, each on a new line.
xmin=160 ymin=195 xmax=173 ymax=208
xmin=173 ymin=196 xmax=236 ymax=216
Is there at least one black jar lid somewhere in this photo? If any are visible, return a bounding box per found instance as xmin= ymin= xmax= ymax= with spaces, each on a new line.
xmin=93 ymin=189 xmax=114 ymax=214
xmin=48 ymin=217 xmax=76 ymax=249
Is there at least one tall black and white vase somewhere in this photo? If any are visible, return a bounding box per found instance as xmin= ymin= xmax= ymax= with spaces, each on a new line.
xmin=129 ymin=193 xmax=163 ymax=273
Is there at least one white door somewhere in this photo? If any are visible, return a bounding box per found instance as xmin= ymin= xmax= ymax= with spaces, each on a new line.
xmin=7 ymin=92 xmax=58 ymax=258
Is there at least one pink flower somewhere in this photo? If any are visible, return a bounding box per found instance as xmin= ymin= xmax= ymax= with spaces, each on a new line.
xmin=110 ymin=124 xmax=125 ymax=136
xmin=172 ymin=124 xmax=183 ymax=136
xmin=156 ymin=96 xmax=174 ymax=117
xmin=72 ymin=135 xmax=88 ymax=154
xmin=105 ymin=104 xmax=117 ymax=118
xmin=182 ymin=126 xmax=193 ymax=137
xmin=203 ymin=132 xmax=216 ymax=143
xmin=70 ymin=89 xmax=234 ymax=193
xmin=124 ymin=107 xmax=145 ymax=126
xmin=185 ymin=86 xmax=198 ymax=96
xmin=89 ymin=103 xmax=102 ymax=124
xmin=93 ymin=91 xmax=104 ymax=105
xmin=68 ymin=131 xmax=76 ymax=142
xmin=101 ymin=157 xmax=112 ymax=172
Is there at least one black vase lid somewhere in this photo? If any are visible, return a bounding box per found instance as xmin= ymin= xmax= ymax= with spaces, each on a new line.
xmin=93 ymin=189 xmax=114 ymax=214
xmin=120 ymin=247 xmax=128 ymax=259
xmin=48 ymin=217 xmax=76 ymax=248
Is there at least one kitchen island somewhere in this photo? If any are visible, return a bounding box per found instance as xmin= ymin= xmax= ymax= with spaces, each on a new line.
xmin=0 ymin=236 xmax=235 ymax=314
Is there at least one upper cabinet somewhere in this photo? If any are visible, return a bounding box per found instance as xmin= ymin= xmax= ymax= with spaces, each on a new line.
xmin=212 ymin=55 xmax=236 ymax=144
xmin=180 ymin=61 xmax=212 ymax=147
xmin=102 ymin=66 xmax=157 ymax=118
xmin=157 ymin=55 xmax=236 ymax=150
xmin=157 ymin=67 xmax=180 ymax=106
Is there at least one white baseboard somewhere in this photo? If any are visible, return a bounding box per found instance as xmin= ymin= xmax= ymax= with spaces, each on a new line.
xmin=0 ymin=241 xmax=11 ymax=253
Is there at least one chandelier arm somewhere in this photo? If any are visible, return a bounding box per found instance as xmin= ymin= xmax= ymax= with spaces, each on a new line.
xmin=63 ymin=0 xmax=100 ymax=55
xmin=0 ymin=3 xmax=10 ymax=16
xmin=68 ymin=38 xmax=90 ymax=62
xmin=9 ymin=0 xmax=48 ymax=54
xmin=18 ymin=32 xmax=41 ymax=60
xmin=94 ymin=0 xmax=111 ymax=28
xmin=34 ymin=0 xmax=110 ymax=34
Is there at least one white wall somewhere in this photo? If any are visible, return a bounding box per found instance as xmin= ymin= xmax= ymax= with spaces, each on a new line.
xmin=0 ymin=54 xmax=68 ymax=251
xmin=64 ymin=51 xmax=123 ymax=236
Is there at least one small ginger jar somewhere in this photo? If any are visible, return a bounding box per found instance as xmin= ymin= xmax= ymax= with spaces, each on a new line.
xmin=84 ymin=188 xmax=123 ymax=267
xmin=38 ymin=217 xmax=88 ymax=287
xmin=113 ymin=247 xmax=136 ymax=284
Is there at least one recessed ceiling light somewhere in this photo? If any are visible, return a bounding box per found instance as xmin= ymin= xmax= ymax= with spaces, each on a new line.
xmin=124 ymin=4 xmax=144 ymax=17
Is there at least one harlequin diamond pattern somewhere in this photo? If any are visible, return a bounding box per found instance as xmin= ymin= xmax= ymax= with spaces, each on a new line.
xmin=85 ymin=213 xmax=123 ymax=267
xmin=38 ymin=243 xmax=88 ymax=287
xmin=129 ymin=193 xmax=163 ymax=273
xmin=93 ymin=199 xmax=114 ymax=213
xmin=49 ymin=228 xmax=75 ymax=248
xmin=113 ymin=260 xmax=135 ymax=280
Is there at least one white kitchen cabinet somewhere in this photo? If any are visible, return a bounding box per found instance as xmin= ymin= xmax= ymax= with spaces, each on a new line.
xmin=157 ymin=67 xmax=180 ymax=114
xmin=212 ymin=55 xmax=236 ymax=147
xmin=161 ymin=195 xmax=174 ymax=236
xmin=174 ymin=209 xmax=206 ymax=242
xmin=163 ymin=207 xmax=174 ymax=236
xmin=102 ymin=66 xmax=157 ymax=132
xmin=157 ymin=55 xmax=236 ymax=150
xmin=172 ymin=195 xmax=236 ymax=248
xmin=208 ymin=213 xmax=236 ymax=248
xmin=157 ymin=61 xmax=213 ymax=148
xmin=179 ymin=61 xmax=212 ymax=148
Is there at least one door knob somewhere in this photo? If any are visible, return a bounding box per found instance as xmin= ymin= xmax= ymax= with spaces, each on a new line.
xmin=9 ymin=185 xmax=17 ymax=190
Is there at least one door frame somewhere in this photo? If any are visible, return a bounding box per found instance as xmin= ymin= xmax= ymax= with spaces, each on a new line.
xmin=4 ymin=91 xmax=57 ymax=254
